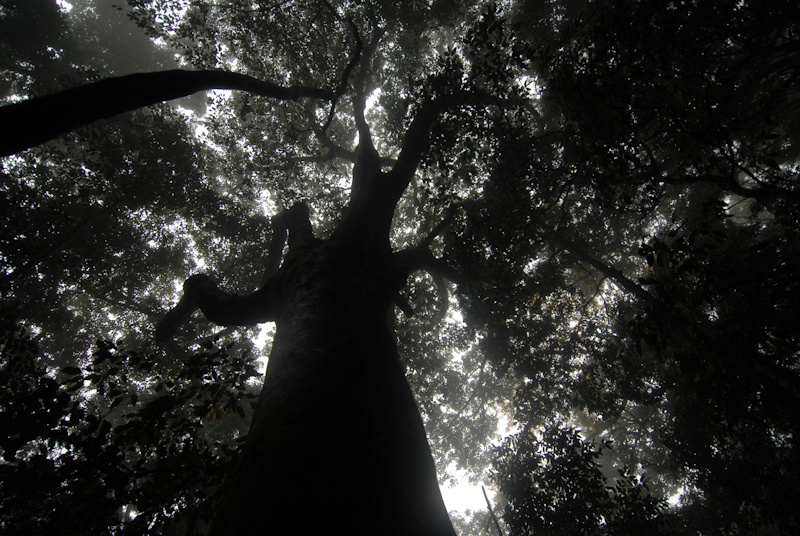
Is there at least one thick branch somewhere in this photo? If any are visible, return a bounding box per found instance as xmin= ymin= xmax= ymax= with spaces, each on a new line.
xmin=155 ymin=276 xmax=275 ymax=343
xmin=183 ymin=274 xmax=275 ymax=327
xmin=482 ymin=485 xmax=505 ymax=536
xmin=157 ymin=206 xmax=293 ymax=343
xmin=0 ymin=69 xmax=331 ymax=156
xmin=385 ymin=90 xmax=542 ymax=203
xmin=419 ymin=201 xmax=479 ymax=249
xmin=420 ymin=210 xmax=455 ymax=250
xmin=155 ymin=293 xmax=201 ymax=344
xmin=283 ymin=202 xmax=315 ymax=249
xmin=395 ymin=247 xmax=460 ymax=282
xmin=384 ymin=98 xmax=446 ymax=200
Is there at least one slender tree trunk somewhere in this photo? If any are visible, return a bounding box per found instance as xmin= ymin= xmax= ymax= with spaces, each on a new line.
xmin=207 ymin=233 xmax=456 ymax=535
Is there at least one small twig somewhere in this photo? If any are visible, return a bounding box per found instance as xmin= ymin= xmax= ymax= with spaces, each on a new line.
xmin=304 ymin=110 xmax=396 ymax=166
xmin=482 ymin=486 xmax=504 ymax=536
xmin=394 ymin=294 xmax=414 ymax=317
xmin=430 ymin=273 xmax=449 ymax=324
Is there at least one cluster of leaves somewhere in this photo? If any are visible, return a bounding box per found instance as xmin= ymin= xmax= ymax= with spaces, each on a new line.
xmin=0 ymin=307 xmax=261 ymax=535
xmin=494 ymin=425 xmax=667 ymax=535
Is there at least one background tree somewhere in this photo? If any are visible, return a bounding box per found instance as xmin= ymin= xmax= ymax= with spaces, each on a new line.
xmin=2 ymin=0 xmax=799 ymax=535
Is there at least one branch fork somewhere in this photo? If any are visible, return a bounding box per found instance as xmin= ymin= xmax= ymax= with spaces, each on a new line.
xmin=155 ymin=203 xmax=314 ymax=345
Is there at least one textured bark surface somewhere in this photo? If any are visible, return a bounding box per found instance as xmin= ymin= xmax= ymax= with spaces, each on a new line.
xmin=208 ymin=233 xmax=456 ymax=535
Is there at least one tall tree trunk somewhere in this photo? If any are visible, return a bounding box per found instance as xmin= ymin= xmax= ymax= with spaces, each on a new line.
xmin=156 ymin=45 xmax=467 ymax=531
xmin=206 ymin=233 xmax=455 ymax=535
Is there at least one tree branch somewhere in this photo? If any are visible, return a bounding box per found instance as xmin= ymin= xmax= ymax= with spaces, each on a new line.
xmin=156 ymin=205 xmax=295 ymax=343
xmin=547 ymin=232 xmax=659 ymax=307
xmin=155 ymin=293 xmax=201 ymax=344
xmin=419 ymin=200 xmax=479 ymax=249
xmin=384 ymin=97 xmax=445 ymax=200
xmin=155 ymin=277 xmax=275 ymax=344
xmin=182 ymin=274 xmax=275 ymax=327
xmin=260 ymin=213 xmax=288 ymax=289
xmin=385 ymin=89 xmax=542 ymax=204
xmin=283 ymin=202 xmax=315 ymax=250
xmin=321 ymin=17 xmax=363 ymax=132
xmin=394 ymin=247 xmax=460 ymax=283
xmin=0 ymin=69 xmax=332 ymax=156
xmin=430 ymin=272 xmax=449 ymax=324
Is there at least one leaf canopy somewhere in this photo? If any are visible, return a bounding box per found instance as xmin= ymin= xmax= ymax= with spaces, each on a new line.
xmin=2 ymin=0 xmax=799 ymax=534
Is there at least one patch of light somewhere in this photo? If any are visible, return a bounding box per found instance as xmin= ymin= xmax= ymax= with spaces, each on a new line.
xmin=337 ymin=175 xmax=351 ymax=190
xmin=366 ymin=88 xmax=382 ymax=110
xmin=352 ymin=88 xmax=384 ymax=148
xmin=668 ymin=486 xmax=685 ymax=507
xmin=192 ymin=120 xmax=207 ymax=138
xmin=253 ymin=323 xmax=275 ymax=374
xmin=516 ymin=74 xmax=542 ymax=99
xmin=445 ymin=308 xmax=464 ymax=325
xmin=56 ymin=0 xmax=74 ymax=13
xmin=258 ymin=189 xmax=277 ymax=217
xmin=496 ymin=409 xmax=519 ymax=437
xmin=441 ymin=480 xmax=489 ymax=513
xmin=46 ymin=46 xmax=62 ymax=59
xmin=1 ymin=94 xmax=26 ymax=105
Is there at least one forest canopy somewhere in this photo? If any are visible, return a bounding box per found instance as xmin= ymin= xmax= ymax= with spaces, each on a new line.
xmin=2 ymin=0 xmax=799 ymax=534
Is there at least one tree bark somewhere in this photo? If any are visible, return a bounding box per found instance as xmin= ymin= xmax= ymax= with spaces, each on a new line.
xmin=206 ymin=226 xmax=455 ymax=535
xmin=0 ymin=70 xmax=330 ymax=157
